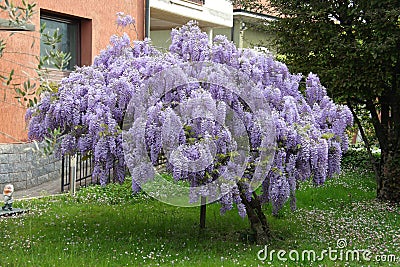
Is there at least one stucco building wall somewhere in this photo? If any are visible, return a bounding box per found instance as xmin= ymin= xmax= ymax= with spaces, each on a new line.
xmin=0 ymin=0 xmax=144 ymax=143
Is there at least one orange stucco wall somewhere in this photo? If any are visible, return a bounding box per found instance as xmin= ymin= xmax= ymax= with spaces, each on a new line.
xmin=0 ymin=0 xmax=144 ymax=143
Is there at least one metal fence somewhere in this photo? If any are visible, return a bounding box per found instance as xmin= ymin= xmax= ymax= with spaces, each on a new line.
xmin=61 ymin=154 xmax=118 ymax=193
xmin=61 ymin=154 xmax=95 ymax=193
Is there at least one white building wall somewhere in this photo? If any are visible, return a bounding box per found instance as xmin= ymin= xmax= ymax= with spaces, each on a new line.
xmin=150 ymin=0 xmax=233 ymax=28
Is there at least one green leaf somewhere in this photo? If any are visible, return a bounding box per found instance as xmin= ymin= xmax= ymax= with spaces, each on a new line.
xmin=14 ymin=87 xmax=23 ymax=96
xmin=321 ymin=133 xmax=335 ymax=140
xmin=6 ymin=69 xmax=14 ymax=85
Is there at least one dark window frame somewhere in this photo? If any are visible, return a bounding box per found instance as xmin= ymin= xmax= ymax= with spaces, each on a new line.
xmin=40 ymin=12 xmax=81 ymax=70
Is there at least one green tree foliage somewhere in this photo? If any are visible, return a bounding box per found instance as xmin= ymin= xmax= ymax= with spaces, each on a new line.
xmin=258 ymin=0 xmax=400 ymax=202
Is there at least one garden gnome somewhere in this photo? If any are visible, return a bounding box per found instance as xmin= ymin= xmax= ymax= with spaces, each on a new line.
xmin=2 ymin=184 xmax=14 ymax=211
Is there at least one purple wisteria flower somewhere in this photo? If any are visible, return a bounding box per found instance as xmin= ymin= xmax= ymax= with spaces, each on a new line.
xmin=116 ymin=12 xmax=135 ymax=28
xmin=26 ymin=20 xmax=353 ymax=217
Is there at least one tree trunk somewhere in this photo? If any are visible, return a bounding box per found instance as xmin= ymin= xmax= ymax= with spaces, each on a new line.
xmin=366 ymin=98 xmax=400 ymax=203
xmin=377 ymin=149 xmax=400 ymax=202
xmin=199 ymin=196 xmax=206 ymax=229
xmin=240 ymin=193 xmax=271 ymax=245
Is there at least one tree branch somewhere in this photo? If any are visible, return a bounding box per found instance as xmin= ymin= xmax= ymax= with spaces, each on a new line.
xmin=347 ymin=100 xmax=380 ymax=179
xmin=366 ymin=99 xmax=388 ymax=151
xmin=0 ymin=130 xmax=25 ymax=143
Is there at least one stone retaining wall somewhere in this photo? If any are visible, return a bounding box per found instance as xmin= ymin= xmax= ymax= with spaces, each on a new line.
xmin=0 ymin=143 xmax=61 ymax=191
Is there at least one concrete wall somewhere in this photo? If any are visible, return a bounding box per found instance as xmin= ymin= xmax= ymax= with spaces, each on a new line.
xmin=152 ymin=21 xmax=275 ymax=52
xmin=151 ymin=30 xmax=172 ymax=50
xmin=0 ymin=143 xmax=61 ymax=191
xmin=151 ymin=27 xmax=230 ymax=51
xmin=213 ymin=27 xmax=232 ymax=42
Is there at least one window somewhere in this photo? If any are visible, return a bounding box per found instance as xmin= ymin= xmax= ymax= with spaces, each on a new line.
xmin=40 ymin=14 xmax=80 ymax=70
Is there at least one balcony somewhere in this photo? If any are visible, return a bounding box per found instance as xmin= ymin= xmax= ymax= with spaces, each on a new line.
xmin=150 ymin=0 xmax=233 ymax=31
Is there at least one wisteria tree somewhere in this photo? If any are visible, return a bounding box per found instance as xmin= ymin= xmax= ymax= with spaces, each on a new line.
xmin=26 ymin=17 xmax=352 ymax=244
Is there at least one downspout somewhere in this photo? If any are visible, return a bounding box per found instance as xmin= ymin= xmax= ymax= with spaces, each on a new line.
xmin=231 ymin=19 xmax=235 ymax=42
xmin=145 ymin=0 xmax=150 ymax=38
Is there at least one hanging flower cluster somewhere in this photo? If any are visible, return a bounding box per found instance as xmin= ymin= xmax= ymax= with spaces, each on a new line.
xmin=26 ymin=21 xmax=352 ymax=216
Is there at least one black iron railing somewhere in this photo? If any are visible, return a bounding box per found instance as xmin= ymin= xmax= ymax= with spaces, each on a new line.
xmin=61 ymin=152 xmax=124 ymax=193
xmin=61 ymin=154 xmax=119 ymax=193
xmin=186 ymin=0 xmax=205 ymax=5
xmin=61 ymin=154 xmax=93 ymax=192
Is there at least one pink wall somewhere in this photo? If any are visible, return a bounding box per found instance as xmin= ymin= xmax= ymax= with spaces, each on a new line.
xmin=0 ymin=0 xmax=144 ymax=143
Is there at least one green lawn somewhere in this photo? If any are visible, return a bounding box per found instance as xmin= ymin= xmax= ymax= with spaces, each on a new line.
xmin=1 ymin=170 xmax=398 ymax=267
